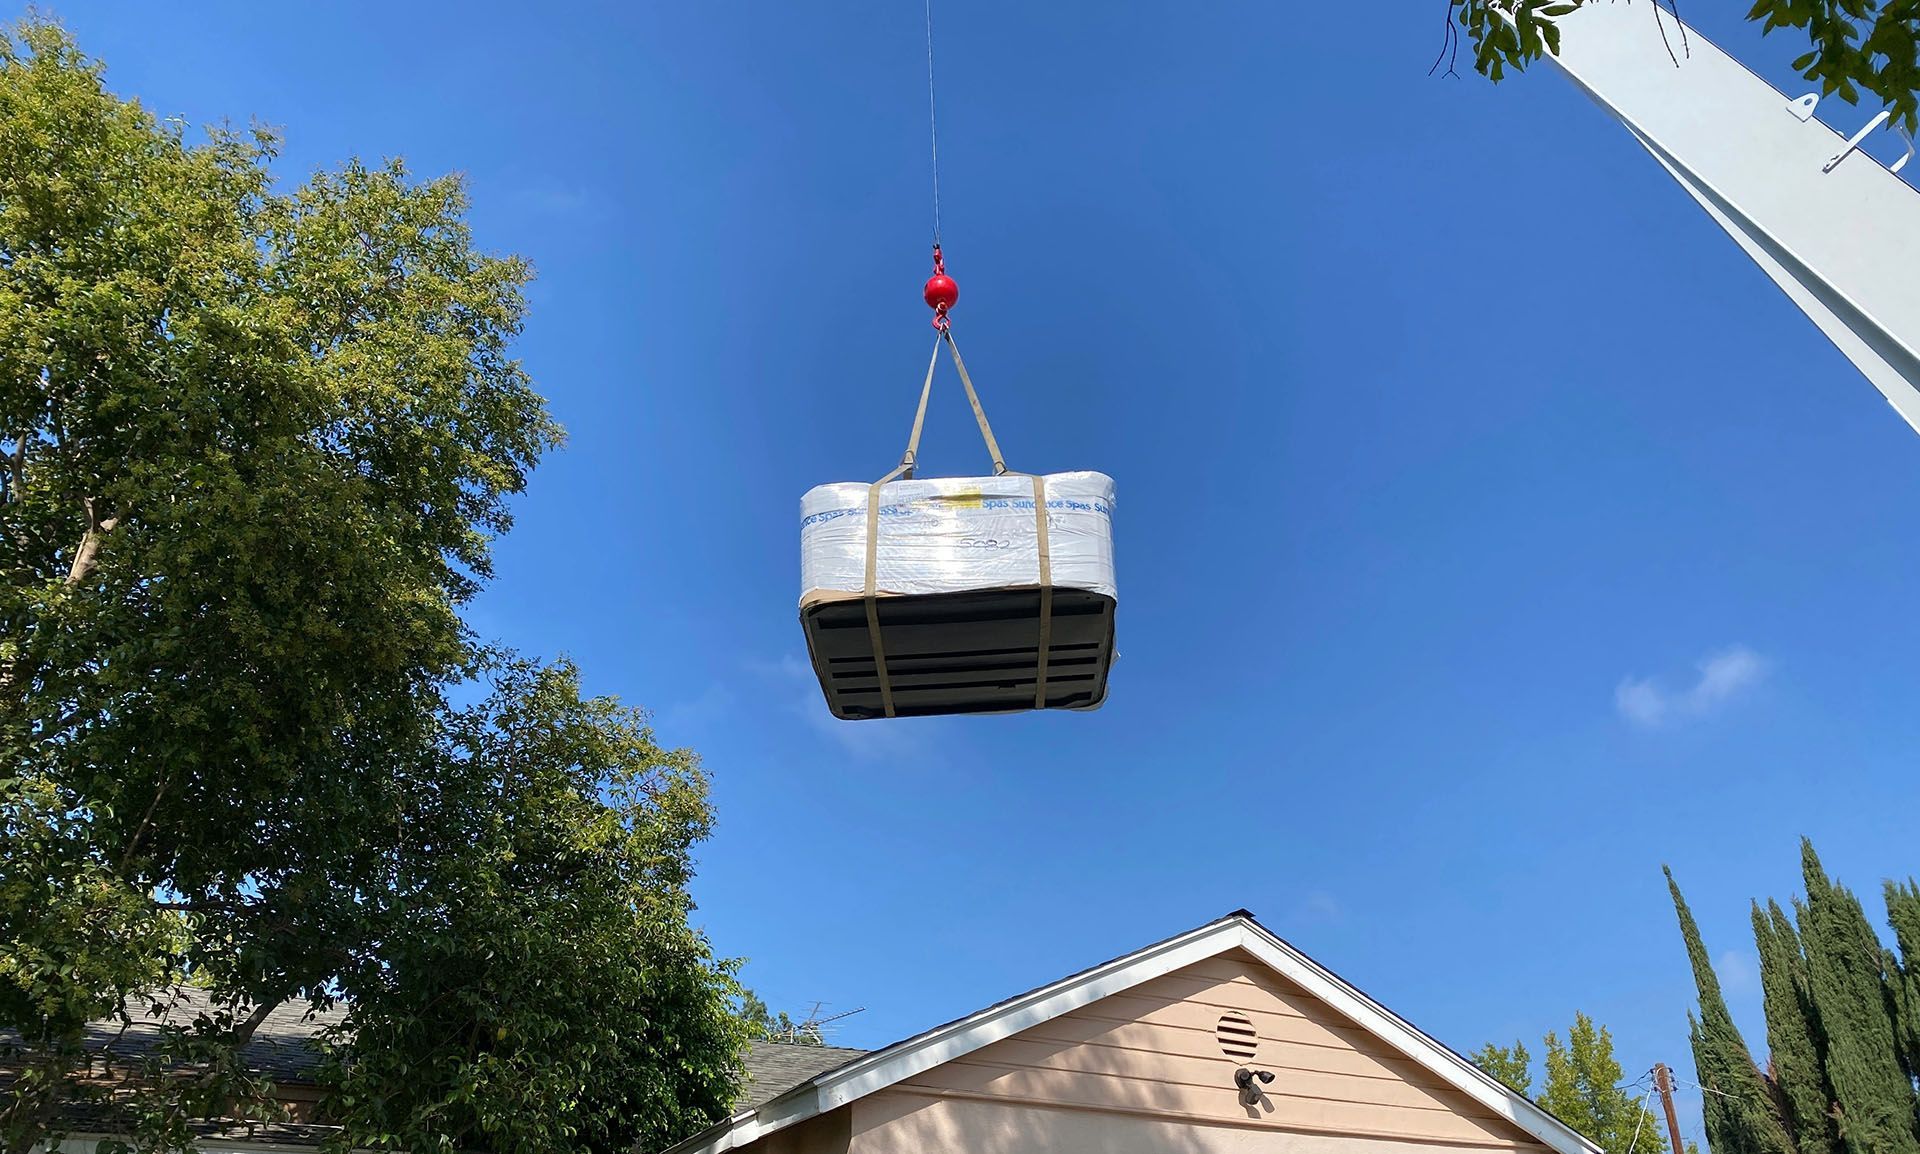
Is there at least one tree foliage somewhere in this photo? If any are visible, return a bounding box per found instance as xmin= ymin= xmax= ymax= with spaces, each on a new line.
xmin=1668 ymin=847 xmax=1920 ymax=1154
xmin=1882 ymin=881 xmax=1920 ymax=1082
xmin=1474 ymin=1039 xmax=1536 ymax=1097
xmin=1796 ymin=845 xmax=1917 ymax=1154
xmin=1539 ymin=1015 xmax=1669 ymax=1154
xmin=1752 ymin=899 xmax=1840 ymax=1154
xmin=738 ymin=993 xmax=825 ymax=1048
xmin=1444 ymin=0 xmax=1920 ymax=132
xmin=0 ymin=18 xmax=746 ymax=1154
xmin=1475 ymin=1020 xmax=1665 ymax=1154
xmin=1667 ymin=867 xmax=1798 ymax=1154
xmin=321 ymin=660 xmax=749 ymax=1154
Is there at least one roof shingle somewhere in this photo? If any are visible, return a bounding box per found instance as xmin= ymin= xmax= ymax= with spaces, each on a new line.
xmin=738 ymin=1042 xmax=868 ymax=1110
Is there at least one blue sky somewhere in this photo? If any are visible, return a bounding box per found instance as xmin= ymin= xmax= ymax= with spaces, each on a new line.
xmin=46 ymin=0 xmax=1920 ymax=1139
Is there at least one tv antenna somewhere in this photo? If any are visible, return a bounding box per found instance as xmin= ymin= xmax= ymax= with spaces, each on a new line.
xmin=783 ymin=1002 xmax=865 ymax=1045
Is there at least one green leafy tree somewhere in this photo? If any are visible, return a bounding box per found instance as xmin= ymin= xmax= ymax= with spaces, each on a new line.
xmin=322 ymin=659 xmax=749 ymax=1154
xmin=1666 ymin=868 xmax=1798 ymax=1154
xmin=1475 ymin=1022 xmax=1665 ymax=1154
xmin=1539 ymin=1015 xmax=1669 ymax=1154
xmin=1443 ymin=1 xmax=1920 ymax=132
xmin=0 ymin=18 xmax=746 ymax=1154
xmin=739 ymin=993 xmax=824 ymax=1047
xmin=1474 ymin=1039 xmax=1535 ymax=1096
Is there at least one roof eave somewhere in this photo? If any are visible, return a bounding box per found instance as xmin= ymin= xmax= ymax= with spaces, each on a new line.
xmin=663 ymin=914 xmax=1604 ymax=1154
xmin=1229 ymin=920 xmax=1603 ymax=1154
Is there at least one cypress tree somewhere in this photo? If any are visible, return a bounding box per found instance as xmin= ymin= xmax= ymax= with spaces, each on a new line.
xmin=1755 ymin=898 xmax=1842 ymax=1154
xmin=1881 ymin=881 xmax=1920 ymax=1083
xmin=1797 ymin=842 xmax=1919 ymax=1154
xmin=1669 ymin=866 xmax=1798 ymax=1154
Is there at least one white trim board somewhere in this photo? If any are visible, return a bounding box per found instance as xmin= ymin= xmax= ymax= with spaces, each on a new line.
xmin=663 ymin=914 xmax=1601 ymax=1154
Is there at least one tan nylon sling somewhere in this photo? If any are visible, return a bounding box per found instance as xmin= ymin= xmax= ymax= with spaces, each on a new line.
xmin=863 ymin=328 xmax=1052 ymax=717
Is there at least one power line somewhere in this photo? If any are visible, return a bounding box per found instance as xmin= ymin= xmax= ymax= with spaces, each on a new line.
xmin=1624 ymin=1085 xmax=1656 ymax=1154
xmin=1673 ymin=1074 xmax=1739 ymax=1100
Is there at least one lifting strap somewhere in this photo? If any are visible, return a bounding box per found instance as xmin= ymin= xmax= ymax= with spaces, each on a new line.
xmin=863 ymin=482 xmax=897 ymax=718
xmin=939 ymin=329 xmax=1009 ymax=478
xmin=862 ymin=329 xmax=1049 ymax=717
xmin=1030 ymin=473 xmax=1052 ymax=710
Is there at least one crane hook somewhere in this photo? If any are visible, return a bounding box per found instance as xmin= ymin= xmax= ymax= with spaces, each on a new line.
xmin=923 ymin=245 xmax=958 ymax=331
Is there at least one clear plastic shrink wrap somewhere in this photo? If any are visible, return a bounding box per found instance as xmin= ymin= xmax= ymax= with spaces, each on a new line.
xmin=799 ymin=471 xmax=1116 ymax=607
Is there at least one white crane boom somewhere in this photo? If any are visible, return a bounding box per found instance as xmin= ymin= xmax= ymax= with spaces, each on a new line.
xmin=1543 ymin=4 xmax=1920 ymax=433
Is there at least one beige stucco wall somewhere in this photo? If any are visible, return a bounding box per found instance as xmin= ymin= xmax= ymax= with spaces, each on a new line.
xmin=739 ymin=947 xmax=1550 ymax=1154
xmin=852 ymin=1094 xmax=1544 ymax=1154
xmin=758 ymin=1109 xmax=851 ymax=1154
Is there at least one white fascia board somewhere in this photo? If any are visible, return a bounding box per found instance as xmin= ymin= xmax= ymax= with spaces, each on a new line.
xmin=664 ymin=918 xmax=1245 ymax=1154
xmin=812 ymin=919 xmax=1243 ymax=1109
xmin=669 ymin=916 xmax=1599 ymax=1154
xmin=1231 ymin=923 xmax=1603 ymax=1154
xmin=666 ymin=1110 xmax=760 ymax=1154
xmin=664 ymin=1098 xmax=804 ymax=1154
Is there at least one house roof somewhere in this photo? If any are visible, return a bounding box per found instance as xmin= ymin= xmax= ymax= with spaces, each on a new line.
xmin=0 ymin=987 xmax=345 ymax=1087
xmin=0 ymin=989 xmax=347 ymax=1149
xmin=72 ymin=987 xmax=346 ymax=1081
xmin=30 ymin=1041 xmax=866 ymax=1151
xmin=737 ymin=1043 xmax=870 ymax=1110
xmin=7 ymin=995 xmax=865 ymax=1148
xmin=21 ymin=994 xmax=861 ymax=1102
xmin=28 ymin=1100 xmax=338 ymax=1152
xmin=661 ymin=911 xmax=1607 ymax=1154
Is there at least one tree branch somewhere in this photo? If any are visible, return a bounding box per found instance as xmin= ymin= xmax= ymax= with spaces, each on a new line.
xmin=1649 ymin=0 xmax=1680 ymax=67
xmin=117 ymin=771 xmax=174 ymax=879
xmin=65 ymin=497 xmax=125 ymax=587
xmin=229 ymin=1000 xmax=280 ymax=1048
xmin=3 ymin=434 xmax=23 ymax=504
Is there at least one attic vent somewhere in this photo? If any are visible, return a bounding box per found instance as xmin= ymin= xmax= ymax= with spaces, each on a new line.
xmin=1216 ymin=1011 xmax=1258 ymax=1061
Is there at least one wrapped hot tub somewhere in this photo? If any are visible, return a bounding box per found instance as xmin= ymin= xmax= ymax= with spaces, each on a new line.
xmin=799 ymin=471 xmax=1116 ymax=719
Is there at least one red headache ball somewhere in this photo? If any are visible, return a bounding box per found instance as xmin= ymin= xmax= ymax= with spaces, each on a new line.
xmin=924 ymin=273 xmax=958 ymax=313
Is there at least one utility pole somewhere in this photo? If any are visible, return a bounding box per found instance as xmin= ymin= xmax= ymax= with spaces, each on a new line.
xmin=1655 ymin=1063 xmax=1688 ymax=1154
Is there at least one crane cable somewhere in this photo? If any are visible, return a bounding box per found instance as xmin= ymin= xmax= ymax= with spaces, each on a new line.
xmin=865 ymin=1 xmax=1050 ymax=719
xmin=925 ymin=0 xmax=941 ymax=247
xmin=903 ymin=0 xmax=1004 ymax=480
xmin=920 ymin=0 xmax=958 ymax=332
